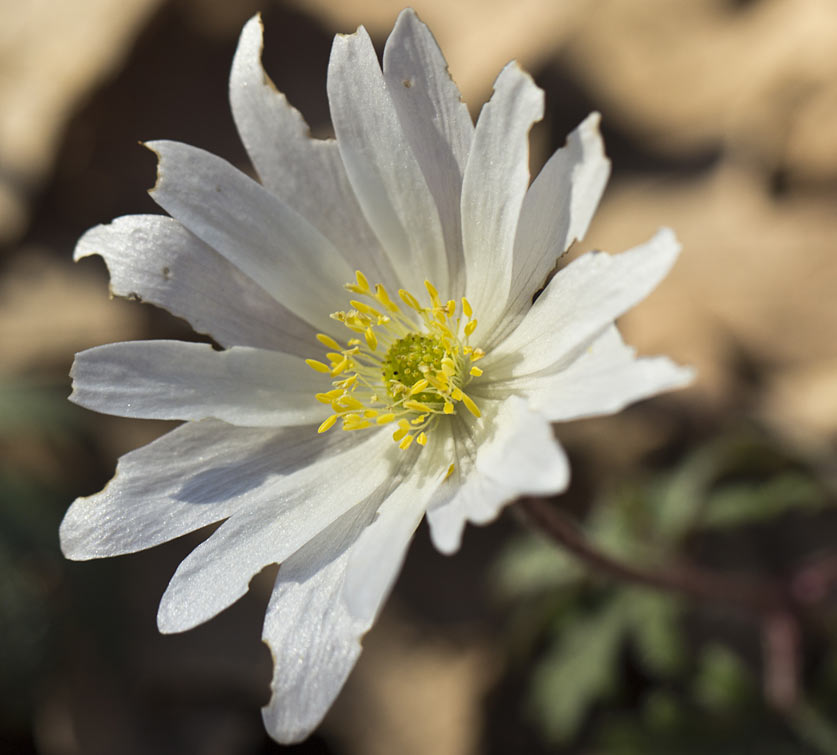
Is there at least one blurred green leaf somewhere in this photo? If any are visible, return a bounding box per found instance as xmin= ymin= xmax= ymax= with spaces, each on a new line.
xmin=701 ymin=472 xmax=826 ymax=528
xmin=625 ymin=589 xmax=685 ymax=677
xmin=0 ymin=380 xmax=76 ymax=436
xmin=492 ymin=534 xmax=583 ymax=598
xmin=529 ymin=594 xmax=630 ymax=741
xmin=692 ymin=644 xmax=754 ymax=711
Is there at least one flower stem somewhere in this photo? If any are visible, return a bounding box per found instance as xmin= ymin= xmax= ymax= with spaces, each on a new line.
xmin=517 ymin=496 xmax=785 ymax=613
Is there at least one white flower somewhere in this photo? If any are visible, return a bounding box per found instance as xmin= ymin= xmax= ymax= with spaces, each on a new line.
xmin=60 ymin=9 xmax=693 ymax=744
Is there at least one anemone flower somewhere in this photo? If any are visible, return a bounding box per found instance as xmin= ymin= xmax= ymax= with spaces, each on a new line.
xmin=61 ymin=9 xmax=693 ymax=743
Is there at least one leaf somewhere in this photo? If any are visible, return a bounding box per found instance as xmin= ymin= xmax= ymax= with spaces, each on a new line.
xmin=492 ymin=533 xmax=584 ymax=598
xmin=692 ymin=644 xmax=755 ymax=711
xmin=701 ymin=472 xmax=826 ymax=529
xmin=528 ymin=594 xmax=630 ymax=741
xmin=625 ymin=589 xmax=685 ymax=677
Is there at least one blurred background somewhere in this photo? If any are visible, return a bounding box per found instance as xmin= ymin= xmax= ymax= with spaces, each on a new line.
xmin=2 ymin=0 xmax=837 ymax=752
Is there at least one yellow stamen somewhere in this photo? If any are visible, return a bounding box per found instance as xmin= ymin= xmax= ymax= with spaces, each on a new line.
xmin=469 ymin=366 xmax=483 ymax=377
xmin=403 ymin=399 xmax=432 ymax=413
xmin=399 ymin=433 xmax=415 ymax=450
xmin=425 ymin=280 xmax=440 ymax=307
xmin=399 ymin=289 xmax=421 ymax=310
xmin=409 ymin=378 xmax=430 ymax=395
xmin=316 ymin=333 xmax=341 ymax=350
xmin=461 ymin=392 xmax=481 ymax=418
xmin=350 ymin=300 xmax=381 ymax=317
xmin=331 ymin=356 xmax=351 ymax=376
xmin=318 ymin=415 xmax=338 ymax=433
xmin=416 ymin=432 xmax=428 ymax=446
xmin=339 ymin=395 xmax=364 ymax=410
xmin=365 ymin=327 xmax=378 ymax=351
xmin=306 ymin=359 xmax=330 ymax=374
xmin=465 ymin=319 xmax=478 ymax=337
xmin=374 ymin=284 xmax=400 ymax=313
xmin=461 ymin=297 xmax=472 ymax=318
xmin=345 ymin=270 xmax=370 ymax=294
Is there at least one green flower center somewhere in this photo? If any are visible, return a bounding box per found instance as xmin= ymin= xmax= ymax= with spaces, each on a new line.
xmin=382 ymin=334 xmax=446 ymax=403
xmin=305 ymin=271 xmax=485 ymax=451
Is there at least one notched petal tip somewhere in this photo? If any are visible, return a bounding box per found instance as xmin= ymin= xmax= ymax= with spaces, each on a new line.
xmin=142 ymin=140 xmax=166 ymax=195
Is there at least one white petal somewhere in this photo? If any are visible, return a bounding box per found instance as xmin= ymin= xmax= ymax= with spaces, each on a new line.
xmin=261 ymin=499 xmax=379 ymax=744
xmin=383 ymin=8 xmax=474 ymax=291
xmin=75 ymin=215 xmax=316 ymax=354
xmin=229 ymin=16 xmax=395 ymax=288
xmin=147 ymin=140 xmax=353 ymax=334
xmin=262 ymin=440 xmax=449 ymax=743
xmin=503 ymin=326 xmax=695 ymax=421
xmin=342 ymin=436 xmax=449 ymax=623
xmin=495 ymin=113 xmax=611 ymax=346
xmin=59 ymin=420 xmax=342 ymax=560
xmin=461 ymin=63 xmax=543 ymax=337
xmin=484 ymin=228 xmax=682 ymax=381
xmin=426 ymin=397 xmax=569 ymax=554
xmin=70 ymin=340 xmax=329 ymax=427
xmin=327 ymin=26 xmax=448 ymax=294
xmin=156 ymin=429 xmax=397 ymax=633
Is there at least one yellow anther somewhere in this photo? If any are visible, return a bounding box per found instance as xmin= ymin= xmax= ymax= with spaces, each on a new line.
xmin=416 ymin=432 xmax=428 ymax=446
xmin=350 ymin=300 xmax=381 ymax=317
xmin=376 ymin=413 xmax=396 ymax=424
xmin=469 ymin=366 xmax=483 ymax=377
xmin=364 ymin=409 xmax=378 ymax=418
xmin=306 ymin=359 xmax=330 ymax=374
xmin=465 ymin=319 xmax=478 ymax=337
xmin=326 ymin=352 xmax=343 ymax=363
xmin=436 ymin=322 xmax=454 ymax=340
xmin=315 ymin=393 xmax=334 ymax=404
xmin=404 ymin=400 xmax=432 ymax=413
xmin=445 ymin=463 xmax=455 ymax=480
xmin=393 ymin=425 xmax=409 ymax=442
xmin=339 ymin=395 xmax=364 ymax=410
xmin=411 ymin=415 xmax=427 ymax=425
xmin=365 ymin=327 xmax=378 ymax=351
xmin=470 ymin=348 xmax=485 ymax=361
xmin=462 ymin=297 xmax=473 ymax=319
xmin=461 ymin=392 xmax=481 ymax=418
xmin=399 ymin=434 xmax=415 ymax=450
xmin=441 ymin=357 xmax=456 ymax=376
xmin=409 ymin=379 xmax=429 ymax=395
xmin=374 ymin=284 xmax=400 ymax=312
xmin=443 ymin=401 xmax=454 ymax=414
xmin=316 ymin=333 xmax=341 ymax=350
xmin=451 ymin=387 xmax=464 ymax=401
xmin=344 ymin=420 xmax=371 ymax=431
xmin=424 ymin=280 xmax=440 ymax=305
xmin=399 ymin=289 xmax=421 ymax=311
xmin=355 ymin=270 xmax=370 ymax=292
xmin=331 ymin=356 xmax=350 ymax=376
xmin=427 ymin=373 xmax=447 ymax=391
xmin=317 ymin=415 xmax=338 ymax=433
xmin=445 ymin=300 xmax=456 ymax=317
